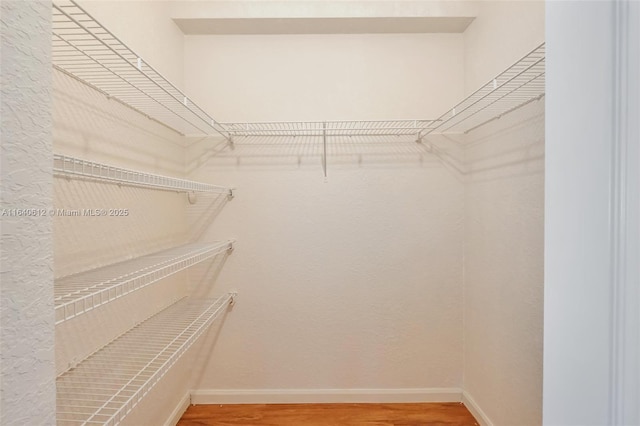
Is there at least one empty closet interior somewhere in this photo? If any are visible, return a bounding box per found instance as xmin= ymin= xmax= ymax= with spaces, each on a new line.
xmin=51 ymin=1 xmax=545 ymax=425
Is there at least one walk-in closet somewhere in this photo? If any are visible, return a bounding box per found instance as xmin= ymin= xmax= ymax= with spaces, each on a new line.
xmin=3 ymin=1 xmax=639 ymax=425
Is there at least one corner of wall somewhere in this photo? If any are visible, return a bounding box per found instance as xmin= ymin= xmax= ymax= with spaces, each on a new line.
xmin=462 ymin=0 xmax=545 ymax=94
xmin=462 ymin=391 xmax=495 ymax=426
xmin=459 ymin=2 xmax=545 ymax=425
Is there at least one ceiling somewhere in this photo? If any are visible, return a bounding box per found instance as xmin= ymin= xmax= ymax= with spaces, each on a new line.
xmin=174 ymin=16 xmax=475 ymax=35
xmin=170 ymin=1 xmax=477 ymax=35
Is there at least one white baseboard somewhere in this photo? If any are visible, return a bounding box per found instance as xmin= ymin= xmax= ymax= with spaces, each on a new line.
xmin=163 ymin=392 xmax=191 ymax=426
xmin=190 ymin=388 xmax=462 ymax=405
xmin=462 ymin=391 xmax=494 ymax=426
xmin=171 ymin=387 xmax=491 ymax=425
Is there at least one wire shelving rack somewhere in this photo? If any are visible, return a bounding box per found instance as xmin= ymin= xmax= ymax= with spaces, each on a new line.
xmin=51 ymin=0 xmax=544 ymax=141
xmin=51 ymin=0 xmax=230 ymax=139
xmin=223 ymin=43 xmax=545 ymax=140
xmin=424 ymin=43 xmax=545 ymax=136
xmin=223 ymin=120 xmax=439 ymax=138
xmin=54 ymin=154 xmax=233 ymax=196
xmin=55 ymin=241 xmax=234 ymax=324
xmin=56 ymin=295 xmax=235 ymax=425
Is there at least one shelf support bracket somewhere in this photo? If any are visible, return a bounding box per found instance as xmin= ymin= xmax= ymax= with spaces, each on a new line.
xmin=229 ymin=291 xmax=238 ymax=306
xmin=322 ymin=121 xmax=327 ymax=178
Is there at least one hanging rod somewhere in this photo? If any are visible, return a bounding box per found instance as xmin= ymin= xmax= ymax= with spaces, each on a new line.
xmin=52 ymin=0 xmax=231 ymax=140
xmin=54 ymin=154 xmax=233 ymax=196
xmin=55 ymin=241 xmax=234 ymax=324
xmin=56 ymin=295 xmax=235 ymax=425
xmin=424 ymin=42 xmax=545 ymax=136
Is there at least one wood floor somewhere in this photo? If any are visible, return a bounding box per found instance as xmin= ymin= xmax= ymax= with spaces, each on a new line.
xmin=177 ymin=402 xmax=479 ymax=425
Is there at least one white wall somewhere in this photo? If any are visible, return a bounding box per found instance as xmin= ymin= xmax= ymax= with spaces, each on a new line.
xmin=0 ymin=1 xmax=56 ymax=424
xmin=183 ymin=33 xmax=467 ymax=400
xmin=460 ymin=2 xmax=544 ymax=425
xmin=53 ymin=70 xmax=187 ymax=276
xmin=185 ymin=156 xmax=465 ymax=400
xmin=78 ymin=0 xmax=185 ymax=89
xmin=463 ymin=1 xmax=544 ymax=94
xmin=460 ymin=100 xmax=544 ymax=426
xmin=185 ymin=33 xmax=464 ymax=121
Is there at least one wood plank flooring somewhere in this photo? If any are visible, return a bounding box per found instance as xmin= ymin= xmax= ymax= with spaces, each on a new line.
xmin=177 ymin=402 xmax=479 ymax=425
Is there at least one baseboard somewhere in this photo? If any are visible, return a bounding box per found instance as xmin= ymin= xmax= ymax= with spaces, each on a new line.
xmin=462 ymin=391 xmax=494 ymax=426
xmin=163 ymin=392 xmax=191 ymax=426
xmin=190 ymin=388 xmax=462 ymax=405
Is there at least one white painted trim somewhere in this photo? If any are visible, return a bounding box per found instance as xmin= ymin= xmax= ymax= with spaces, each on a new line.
xmin=163 ymin=392 xmax=191 ymax=426
xmin=609 ymin=1 xmax=640 ymax=425
xmin=544 ymin=2 xmax=621 ymax=423
xmin=462 ymin=391 xmax=494 ymax=426
xmin=190 ymin=388 xmax=462 ymax=405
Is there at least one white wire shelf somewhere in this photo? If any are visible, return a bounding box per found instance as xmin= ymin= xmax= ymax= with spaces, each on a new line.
xmin=54 ymin=154 xmax=233 ymax=196
xmin=224 ymin=45 xmax=544 ymax=139
xmin=55 ymin=241 xmax=234 ymax=325
xmin=223 ymin=120 xmax=438 ymax=138
xmin=52 ymin=0 xmax=230 ymax=139
xmin=223 ymin=120 xmax=440 ymax=177
xmin=425 ymin=43 xmax=545 ymax=136
xmin=56 ymin=294 xmax=235 ymax=425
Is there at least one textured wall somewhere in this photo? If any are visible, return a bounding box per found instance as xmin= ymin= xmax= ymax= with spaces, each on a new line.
xmin=460 ymin=3 xmax=545 ymax=424
xmin=0 ymin=1 xmax=56 ymax=424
